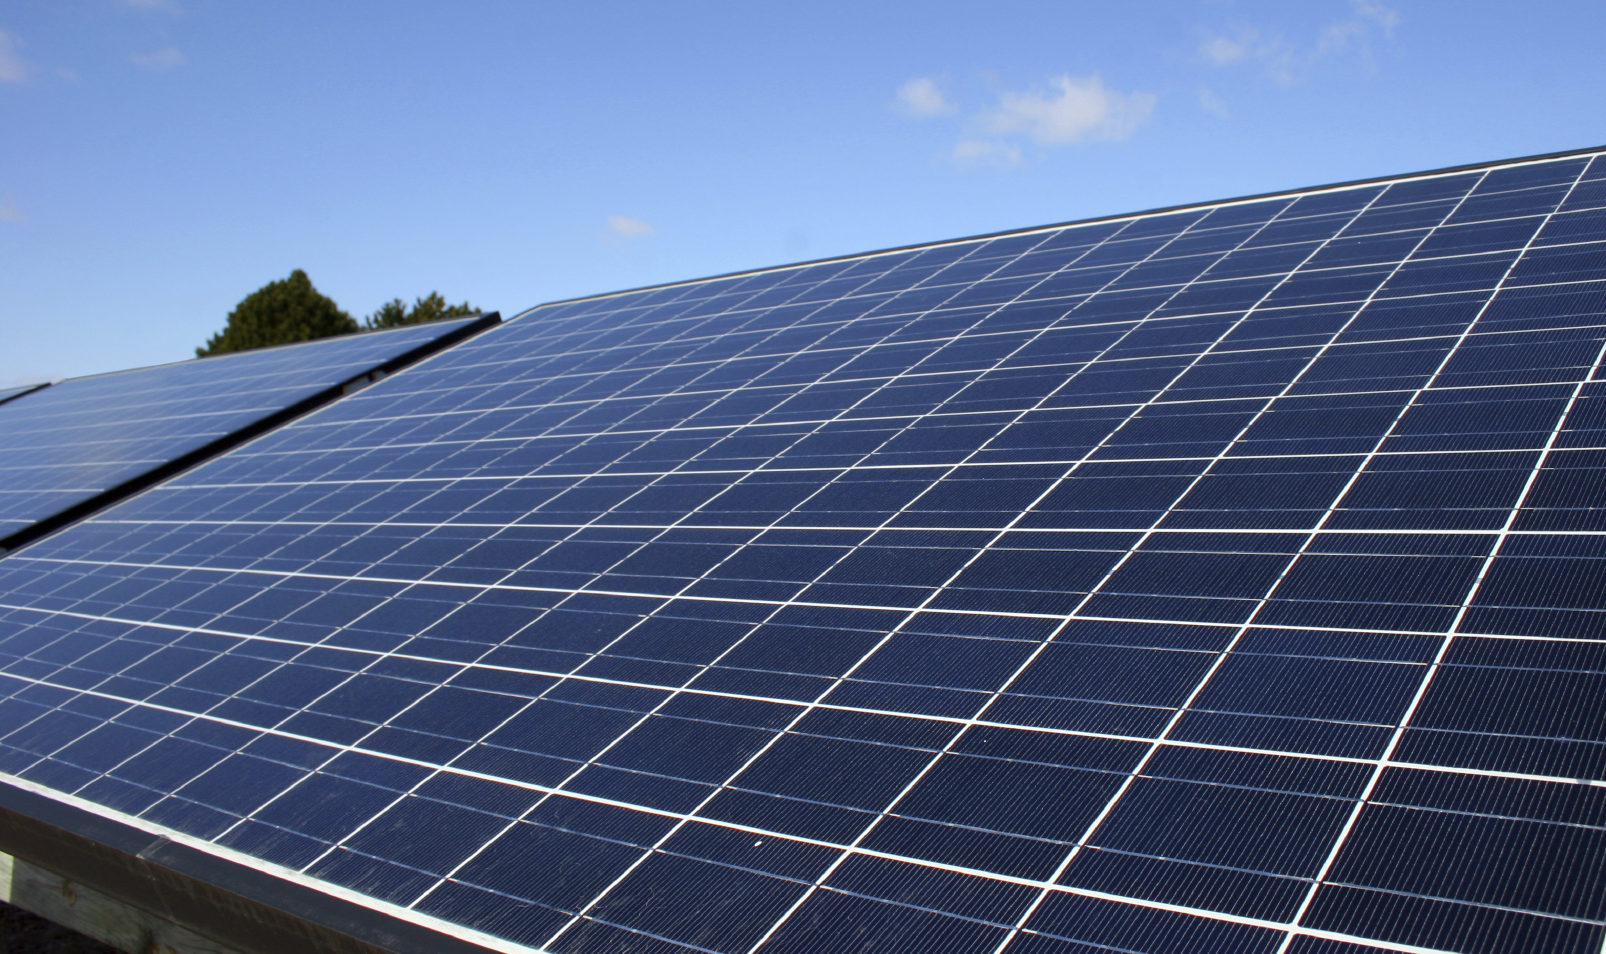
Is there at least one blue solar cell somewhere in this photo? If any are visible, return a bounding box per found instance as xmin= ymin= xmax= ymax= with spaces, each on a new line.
xmin=1508 ymin=240 xmax=1606 ymax=285
xmin=1331 ymin=805 xmax=1606 ymax=920
xmin=1380 ymin=250 xmax=1520 ymax=294
xmin=1306 ymin=883 xmax=1603 ymax=954
xmin=1029 ymin=892 xmax=1280 ymax=954
xmin=1067 ymin=842 xmax=1310 ymax=922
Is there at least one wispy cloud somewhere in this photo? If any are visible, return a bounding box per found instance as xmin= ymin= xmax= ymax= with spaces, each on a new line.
xmin=130 ymin=46 xmax=185 ymax=71
xmin=118 ymin=0 xmax=181 ymax=12
xmin=1319 ymin=0 xmax=1399 ymax=59
xmin=1354 ymin=0 xmax=1400 ymax=36
xmin=952 ymin=139 xmax=1022 ymax=169
xmin=1199 ymin=27 xmax=1262 ymax=67
xmin=0 ymin=196 xmax=23 ymax=224
xmin=607 ymin=215 xmax=654 ymax=239
xmin=0 ymin=31 xmax=31 ymax=84
xmin=1198 ymin=86 xmax=1230 ymax=118
xmin=897 ymin=72 xmax=1153 ymax=171
xmin=984 ymin=74 xmax=1155 ymax=145
xmin=895 ymin=77 xmax=952 ymax=117
xmin=1199 ymin=1 xmax=1399 ymax=84
xmin=1197 ymin=26 xmax=1297 ymax=83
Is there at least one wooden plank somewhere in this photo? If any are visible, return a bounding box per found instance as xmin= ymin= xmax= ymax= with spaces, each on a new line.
xmin=0 ymin=786 xmax=490 ymax=954
xmin=0 ymin=851 xmax=245 ymax=954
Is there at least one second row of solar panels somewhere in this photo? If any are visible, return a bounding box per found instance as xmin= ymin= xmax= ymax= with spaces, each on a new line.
xmin=0 ymin=315 xmax=496 ymax=551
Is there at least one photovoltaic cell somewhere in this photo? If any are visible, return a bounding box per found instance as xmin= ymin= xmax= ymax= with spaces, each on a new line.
xmin=1 ymin=150 xmax=1605 ymax=954
xmin=0 ymin=316 xmax=494 ymax=550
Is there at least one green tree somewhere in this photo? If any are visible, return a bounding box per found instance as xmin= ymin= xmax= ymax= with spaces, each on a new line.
xmin=197 ymin=269 xmax=357 ymax=357
xmin=364 ymin=291 xmax=478 ymax=330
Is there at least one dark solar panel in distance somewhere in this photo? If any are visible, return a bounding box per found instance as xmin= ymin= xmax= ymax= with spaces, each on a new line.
xmin=0 ymin=382 xmax=48 ymax=408
xmin=1 ymin=149 xmax=1605 ymax=954
xmin=0 ymin=315 xmax=498 ymax=551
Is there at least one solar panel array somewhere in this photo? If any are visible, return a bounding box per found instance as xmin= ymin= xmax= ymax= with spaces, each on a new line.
xmin=2 ymin=150 xmax=1605 ymax=954
xmin=0 ymin=317 xmax=490 ymax=548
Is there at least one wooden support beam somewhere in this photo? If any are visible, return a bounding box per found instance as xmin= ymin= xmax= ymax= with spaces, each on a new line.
xmin=2 ymin=850 xmax=244 ymax=954
xmin=0 ymin=784 xmax=496 ymax=954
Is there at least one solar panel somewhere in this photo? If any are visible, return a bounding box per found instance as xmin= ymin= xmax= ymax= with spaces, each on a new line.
xmin=0 ymin=382 xmax=48 ymax=408
xmin=0 ymin=316 xmax=497 ymax=552
xmin=2 ymin=149 xmax=1605 ymax=954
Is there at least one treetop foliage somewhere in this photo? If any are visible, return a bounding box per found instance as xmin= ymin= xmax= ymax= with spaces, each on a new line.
xmin=364 ymin=292 xmax=478 ymax=330
xmin=196 ymin=269 xmax=357 ymax=357
xmin=197 ymin=273 xmax=477 ymax=357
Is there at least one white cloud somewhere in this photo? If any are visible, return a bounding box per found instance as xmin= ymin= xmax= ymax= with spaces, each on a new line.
xmin=893 ymin=73 xmax=1152 ymax=171
xmin=607 ymin=215 xmax=654 ymax=238
xmin=1199 ymin=26 xmax=1297 ymax=83
xmin=0 ymin=196 xmax=23 ymax=224
xmin=984 ymin=74 xmax=1155 ymax=145
xmin=1199 ymin=28 xmax=1259 ymax=66
xmin=1319 ymin=0 xmax=1400 ymax=58
xmin=952 ymin=139 xmax=1022 ymax=169
xmin=1202 ymin=1 xmax=1399 ymax=84
xmin=1317 ymin=20 xmax=1364 ymax=56
xmin=895 ymin=77 xmax=952 ymax=117
xmin=130 ymin=46 xmax=185 ymax=71
xmin=1198 ymin=86 xmax=1230 ymax=118
xmin=0 ymin=31 xmax=31 ymax=84
xmin=1355 ymin=0 xmax=1400 ymax=36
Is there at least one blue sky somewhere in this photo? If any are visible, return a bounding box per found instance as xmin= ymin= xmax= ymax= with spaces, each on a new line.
xmin=3 ymin=0 xmax=1602 ymax=384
